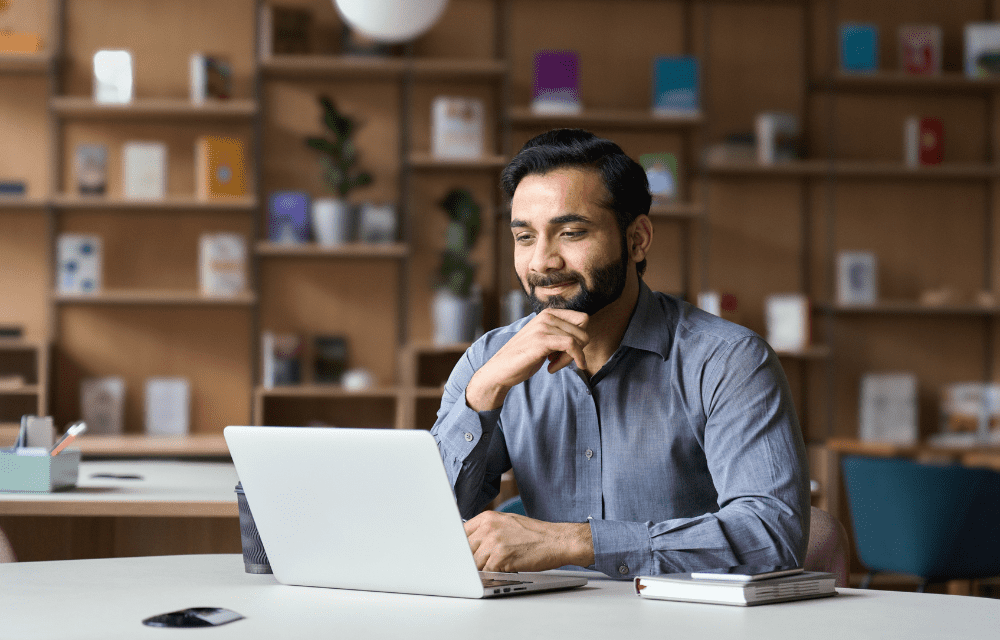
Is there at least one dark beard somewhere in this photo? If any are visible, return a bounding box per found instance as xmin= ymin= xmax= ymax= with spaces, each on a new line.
xmin=524 ymin=237 xmax=629 ymax=316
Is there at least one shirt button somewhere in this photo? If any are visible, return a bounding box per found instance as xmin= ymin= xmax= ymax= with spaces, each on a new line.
xmin=618 ymin=564 xmax=629 ymax=575
xmin=464 ymin=432 xmax=474 ymax=442
xmin=585 ymin=449 xmax=593 ymax=459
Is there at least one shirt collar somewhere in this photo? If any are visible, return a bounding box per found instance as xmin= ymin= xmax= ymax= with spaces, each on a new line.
xmin=618 ymin=279 xmax=674 ymax=360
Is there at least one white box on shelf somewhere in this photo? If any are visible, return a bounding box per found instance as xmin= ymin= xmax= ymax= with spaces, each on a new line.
xmin=199 ymin=233 xmax=247 ymax=297
xmin=93 ymin=49 xmax=133 ymax=104
xmin=122 ymin=141 xmax=167 ymax=200
xmin=697 ymin=291 xmax=721 ymax=317
xmin=431 ymin=96 xmax=485 ymax=159
xmin=964 ymin=22 xmax=1000 ymax=77
xmin=57 ymin=233 xmax=102 ymax=294
xmin=765 ymin=293 xmax=810 ymax=353
xmin=859 ymin=372 xmax=919 ymax=444
xmin=357 ymin=202 xmax=396 ymax=244
xmin=755 ymin=111 xmax=799 ymax=165
xmin=80 ymin=376 xmax=125 ymax=436
xmin=837 ymin=251 xmax=878 ymax=305
xmin=144 ymin=377 xmax=191 ymax=436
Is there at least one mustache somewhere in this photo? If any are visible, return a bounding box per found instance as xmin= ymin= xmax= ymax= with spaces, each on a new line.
xmin=527 ymin=271 xmax=582 ymax=288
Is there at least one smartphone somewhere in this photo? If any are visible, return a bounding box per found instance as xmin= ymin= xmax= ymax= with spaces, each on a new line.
xmin=690 ymin=565 xmax=804 ymax=582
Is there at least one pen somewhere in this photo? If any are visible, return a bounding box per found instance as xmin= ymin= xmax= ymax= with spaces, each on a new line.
xmin=50 ymin=421 xmax=87 ymax=456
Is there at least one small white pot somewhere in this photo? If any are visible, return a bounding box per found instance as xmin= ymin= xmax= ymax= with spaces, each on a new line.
xmin=311 ymin=198 xmax=353 ymax=246
xmin=433 ymin=289 xmax=478 ymax=345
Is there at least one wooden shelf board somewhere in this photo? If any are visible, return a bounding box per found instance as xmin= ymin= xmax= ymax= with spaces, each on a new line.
xmin=405 ymin=341 xmax=473 ymax=355
xmin=706 ymin=159 xmax=830 ymax=177
xmin=53 ymin=290 xmax=257 ymax=306
xmin=707 ymin=159 xmax=1000 ymax=179
xmin=51 ymin=97 xmax=258 ymax=119
xmin=73 ymin=434 xmax=231 ymax=458
xmin=509 ymin=106 xmax=703 ymax=129
xmin=256 ymin=241 xmax=408 ymax=258
xmin=52 ymin=194 xmax=257 ymax=211
xmin=824 ymin=301 xmax=1000 ymax=316
xmin=818 ymin=71 xmax=1000 ymax=93
xmin=415 ymin=387 xmax=446 ymax=399
xmin=0 ymin=196 xmax=47 ymax=210
xmin=649 ymin=202 xmax=705 ymax=220
xmin=411 ymin=58 xmax=507 ymax=79
xmin=0 ymin=384 xmax=40 ymax=396
xmin=0 ymin=53 xmax=51 ymax=73
xmin=0 ymin=339 xmax=43 ymax=351
xmin=775 ymin=345 xmax=831 ymax=359
xmin=409 ymin=153 xmax=508 ymax=169
xmin=261 ymin=54 xmax=406 ymax=78
xmin=256 ymin=384 xmax=401 ymax=399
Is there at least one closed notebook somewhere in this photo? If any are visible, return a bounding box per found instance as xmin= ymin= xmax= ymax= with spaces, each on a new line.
xmin=195 ymin=136 xmax=247 ymax=199
xmin=634 ymin=571 xmax=836 ymax=606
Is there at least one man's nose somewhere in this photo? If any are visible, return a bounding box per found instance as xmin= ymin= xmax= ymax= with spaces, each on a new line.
xmin=528 ymin=236 xmax=563 ymax=273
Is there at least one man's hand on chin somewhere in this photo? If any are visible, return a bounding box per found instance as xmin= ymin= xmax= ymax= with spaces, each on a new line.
xmin=463 ymin=510 xmax=594 ymax=573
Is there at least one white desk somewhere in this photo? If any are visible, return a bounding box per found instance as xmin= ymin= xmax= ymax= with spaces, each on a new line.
xmin=0 ymin=461 xmax=240 ymax=561
xmin=1 ymin=554 xmax=997 ymax=639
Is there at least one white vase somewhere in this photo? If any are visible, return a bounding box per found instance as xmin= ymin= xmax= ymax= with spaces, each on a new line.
xmin=433 ymin=289 xmax=478 ymax=345
xmin=311 ymin=198 xmax=353 ymax=246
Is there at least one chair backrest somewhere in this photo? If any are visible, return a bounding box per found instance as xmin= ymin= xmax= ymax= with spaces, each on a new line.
xmin=804 ymin=506 xmax=850 ymax=587
xmin=0 ymin=527 xmax=16 ymax=563
xmin=496 ymin=495 xmax=526 ymax=516
xmin=841 ymin=455 xmax=1000 ymax=582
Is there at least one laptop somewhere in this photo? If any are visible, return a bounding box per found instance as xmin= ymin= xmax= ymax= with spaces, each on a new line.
xmin=224 ymin=426 xmax=588 ymax=598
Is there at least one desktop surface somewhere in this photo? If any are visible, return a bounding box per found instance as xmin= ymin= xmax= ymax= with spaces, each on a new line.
xmin=1 ymin=554 xmax=997 ymax=639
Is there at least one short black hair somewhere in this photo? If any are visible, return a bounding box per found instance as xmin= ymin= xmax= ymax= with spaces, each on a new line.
xmin=500 ymin=129 xmax=651 ymax=277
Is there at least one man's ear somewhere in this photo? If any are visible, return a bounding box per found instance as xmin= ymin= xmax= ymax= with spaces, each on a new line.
xmin=628 ymin=214 xmax=653 ymax=263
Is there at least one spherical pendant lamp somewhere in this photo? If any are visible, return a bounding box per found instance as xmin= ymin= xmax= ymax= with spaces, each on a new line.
xmin=333 ymin=0 xmax=449 ymax=44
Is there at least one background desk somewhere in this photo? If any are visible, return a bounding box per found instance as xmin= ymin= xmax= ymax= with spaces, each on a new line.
xmin=0 ymin=461 xmax=240 ymax=561
xmin=1 ymin=554 xmax=996 ymax=640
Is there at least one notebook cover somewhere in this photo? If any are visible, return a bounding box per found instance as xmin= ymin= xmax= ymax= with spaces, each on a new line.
xmin=196 ymin=136 xmax=247 ymax=199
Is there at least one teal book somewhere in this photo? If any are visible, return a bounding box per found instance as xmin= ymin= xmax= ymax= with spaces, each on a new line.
xmin=652 ymin=56 xmax=699 ymax=115
xmin=840 ymin=23 xmax=879 ymax=72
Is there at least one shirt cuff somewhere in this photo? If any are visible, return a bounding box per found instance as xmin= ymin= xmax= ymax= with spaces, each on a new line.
xmin=436 ymin=398 xmax=502 ymax=464
xmin=589 ymin=519 xmax=652 ymax=580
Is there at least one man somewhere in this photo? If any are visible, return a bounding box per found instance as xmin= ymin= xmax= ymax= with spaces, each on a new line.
xmin=430 ymin=129 xmax=809 ymax=579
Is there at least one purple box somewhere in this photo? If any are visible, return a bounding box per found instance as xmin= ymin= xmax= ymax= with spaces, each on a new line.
xmin=532 ymin=50 xmax=580 ymax=114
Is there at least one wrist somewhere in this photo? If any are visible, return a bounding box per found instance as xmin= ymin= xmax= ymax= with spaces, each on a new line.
xmin=465 ymin=367 xmax=510 ymax=412
xmin=560 ymin=522 xmax=595 ymax=567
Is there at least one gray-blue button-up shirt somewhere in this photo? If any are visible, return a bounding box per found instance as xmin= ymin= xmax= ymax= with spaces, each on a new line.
xmin=431 ymin=281 xmax=809 ymax=579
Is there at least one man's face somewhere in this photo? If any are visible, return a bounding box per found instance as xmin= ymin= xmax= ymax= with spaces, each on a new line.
xmin=510 ymin=167 xmax=629 ymax=316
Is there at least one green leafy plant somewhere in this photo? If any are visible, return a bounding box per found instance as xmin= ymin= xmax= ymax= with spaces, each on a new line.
xmin=437 ymin=188 xmax=481 ymax=298
xmin=304 ymin=96 xmax=373 ymax=197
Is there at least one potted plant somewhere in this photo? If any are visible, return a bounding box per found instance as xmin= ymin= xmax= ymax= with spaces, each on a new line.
xmin=433 ymin=188 xmax=482 ymax=344
xmin=304 ymin=95 xmax=373 ymax=245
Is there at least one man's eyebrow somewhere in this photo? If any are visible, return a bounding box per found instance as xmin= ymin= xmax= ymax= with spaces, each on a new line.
xmin=510 ymin=213 xmax=591 ymax=229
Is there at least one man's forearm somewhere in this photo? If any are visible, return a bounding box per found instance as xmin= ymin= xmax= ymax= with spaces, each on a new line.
xmin=465 ymin=366 xmax=510 ymax=412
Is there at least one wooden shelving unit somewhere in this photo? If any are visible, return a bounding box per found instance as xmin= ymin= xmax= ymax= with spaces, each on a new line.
xmin=53 ymin=290 xmax=257 ymax=306
xmin=408 ymin=153 xmax=509 ymax=170
xmin=50 ymin=96 xmax=258 ymax=119
xmin=508 ymin=106 xmax=703 ymax=129
xmin=0 ymin=340 xmax=49 ymax=426
xmin=255 ymin=241 xmax=408 ymax=259
xmin=0 ymin=53 xmax=51 ymax=74
xmin=50 ymin=195 xmax=258 ymax=211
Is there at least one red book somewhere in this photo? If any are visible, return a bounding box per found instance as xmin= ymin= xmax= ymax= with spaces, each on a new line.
xmin=899 ymin=25 xmax=942 ymax=76
xmin=919 ymin=118 xmax=943 ymax=165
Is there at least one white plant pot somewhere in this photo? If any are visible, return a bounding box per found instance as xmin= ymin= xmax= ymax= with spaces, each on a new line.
xmin=311 ymin=198 xmax=353 ymax=246
xmin=433 ymin=289 xmax=478 ymax=345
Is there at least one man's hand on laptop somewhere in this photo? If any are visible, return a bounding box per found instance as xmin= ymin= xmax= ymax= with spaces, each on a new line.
xmin=463 ymin=510 xmax=594 ymax=572
xmin=465 ymin=309 xmax=590 ymax=412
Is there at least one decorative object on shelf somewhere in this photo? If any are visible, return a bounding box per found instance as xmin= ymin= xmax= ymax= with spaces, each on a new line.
xmin=755 ymin=112 xmax=799 ymax=165
xmin=92 ymin=49 xmax=133 ymax=104
xmin=904 ymin=117 xmax=944 ymax=166
xmin=839 ymin=23 xmax=878 ymax=73
xmin=433 ymin=188 xmax=482 ymax=345
xmin=836 ymin=251 xmax=878 ymax=305
xmin=431 ymin=96 xmax=485 ymax=159
xmin=260 ymin=4 xmax=312 ymax=56
xmin=74 ymin=143 xmax=106 ymax=195
xmin=80 ymin=376 xmax=125 ymax=435
xmin=56 ymin=233 xmax=102 ymax=294
xmin=859 ymin=372 xmax=918 ymax=444
xmin=0 ymin=30 xmax=41 ymax=53
xmin=122 ymin=141 xmax=167 ymax=200
xmin=357 ymin=202 xmax=396 ymax=244
xmin=935 ymin=382 xmax=1000 ymax=446
xmin=0 ymin=180 xmax=26 ymax=197
xmin=313 ymin=335 xmax=349 ymax=384
xmin=195 ymin=135 xmax=247 ymax=200
xmin=765 ymin=293 xmax=810 ymax=353
xmin=332 ymin=0 xmax=449 ymax=44
xmin=198 ymin=232 xmax=247 ymax=297
xmin=703 ymin=132 xmax=756 ymax=165
xmin=651 ymin=55 xmax=699 ymax=116
xmin=261 ymin=331 xmax=302 ymax=388
xmin=0 ymin=324 xmax=23 ymax=339
xmin=899 ymin=24 xmax=942 ymax=75
xmin=697 ymin=291 xmax=721 ymax=316
xmin=964 ymin=22 xmax=1000 ymax=77
xmin=502 ymin=289 xmax=531 ymax=326
xmin=342 ymin=367 xmax=375 ymax=391
xmin=918 ymin=287 xmax=956 ymax=307
xmin=190 ymin=53 xmax=232 ymax=103
xmin=639 ymin=152 xmax=678 ymax=202
xmin=268 ymin=191 xmax=311 ymax=244
xmin=311 ymin=198 xmax=353 ymax=246
xmin=532 ymin=50 xmax=581 ymax=115
xmin=144 ymin=377 xmax=190 ymax=436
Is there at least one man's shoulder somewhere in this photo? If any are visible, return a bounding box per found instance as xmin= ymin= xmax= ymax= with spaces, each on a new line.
xmin=652 ymin=291 xmax=766 ymax=354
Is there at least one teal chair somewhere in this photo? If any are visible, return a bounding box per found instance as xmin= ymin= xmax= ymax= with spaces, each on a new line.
xmin=497 ymin=495 xmax=526 ymax=516
xmin=842 ymin=455 xmax=1000 ymax=591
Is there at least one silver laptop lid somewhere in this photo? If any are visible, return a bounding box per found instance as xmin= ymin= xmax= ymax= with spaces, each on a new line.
xmin=224 ymin=426 xmax=486 ymax=598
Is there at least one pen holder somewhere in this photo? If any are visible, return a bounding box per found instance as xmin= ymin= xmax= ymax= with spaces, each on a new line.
xmin=235 ymin=482 xmax=272 ymax=574
xmin=0 ymin=448 xmax=81 ymax=492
